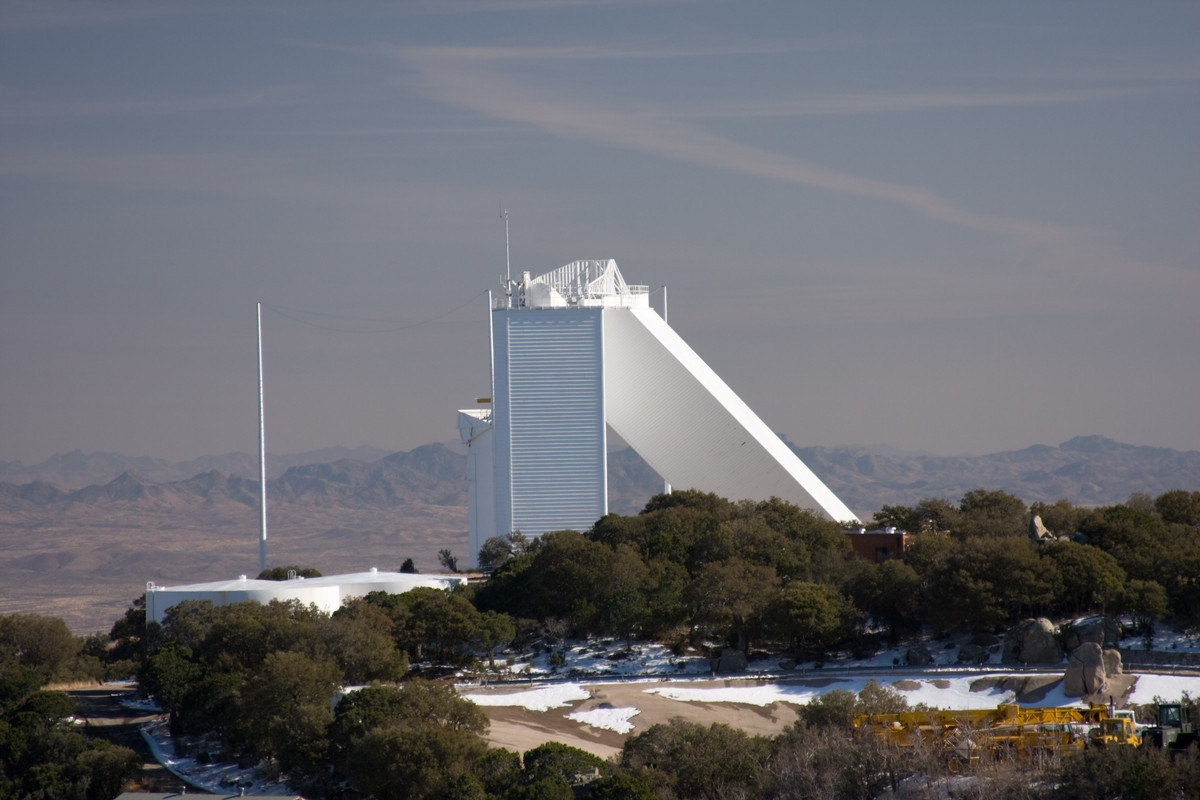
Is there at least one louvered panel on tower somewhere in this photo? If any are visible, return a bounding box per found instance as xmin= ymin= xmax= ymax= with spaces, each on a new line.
xmin=494 ymin=309 xmax=607 ymax=536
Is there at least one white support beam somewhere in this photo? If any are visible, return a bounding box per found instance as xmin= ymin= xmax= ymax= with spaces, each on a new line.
xmin=604 ymin=306 xmax=859 ymax=523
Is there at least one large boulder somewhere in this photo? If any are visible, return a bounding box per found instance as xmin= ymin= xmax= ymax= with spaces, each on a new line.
xmin=1029 ymin=514 xmax=1055 ymax=543
xmin=710 ymin=647 xmax=747 ymax=674
xmin=1002 ymin=618 xmax=1063 ymax=665
xmin=905 ymin=646 xmax=933 ymax=667
xmin=1063 ymin=642 xmax=1123 ymax=697
xmin=1102 ymin=648 xmax=1122 ymax=677
xmin=970 ymin=632 xmax=1000 ymax=649
xmin=1062 ymin=617 xmax=1121 ymax=653
xmin=957 ymin=644 xmax=988 ymax=665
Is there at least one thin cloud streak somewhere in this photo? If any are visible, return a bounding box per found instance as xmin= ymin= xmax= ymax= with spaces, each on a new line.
xmin=396 ymin=45 xmax=1200 ymax=302
xmin=400 ymin=48 xmax=1075 ymax=243
xmin=663 ymin=87 xmax=1156 ymax=119
xmin=260 ymin=123 xmax=521 ymax=138
xmin=389 ymin=40 xmax=838 ymax=63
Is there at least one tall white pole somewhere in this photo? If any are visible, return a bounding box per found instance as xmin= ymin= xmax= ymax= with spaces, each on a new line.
xmin=257 ymin=301 xmax=268 ymax=574
xmin=487 ymin=290 xmax=496 ymax=413
xmin=662 ymin=285 xmax=671 ymax=496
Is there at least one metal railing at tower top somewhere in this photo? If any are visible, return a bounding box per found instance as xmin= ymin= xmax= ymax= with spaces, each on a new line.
xmin=542 ymin=259 xmax=630 ymax=300
xmin=494 ymin=259 xmax=651 ymax=310
xmin=493 ymin=286 xmax=650 ymax=310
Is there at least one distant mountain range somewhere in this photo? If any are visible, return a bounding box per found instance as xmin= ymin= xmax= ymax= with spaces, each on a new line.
xmin=2 ymin=435 xmax=1197 ymax=517
xmin=0 ymin=445 xmax=393 ymax=490
xmin=793 ymin=435 xmax=1200 ymax=511
xmin=2 ymin=435 xmax=1197 ymax=634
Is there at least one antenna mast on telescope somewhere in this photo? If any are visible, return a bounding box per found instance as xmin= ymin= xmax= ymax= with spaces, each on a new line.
xmin=500 ymin=203 xmax=512 ymax=307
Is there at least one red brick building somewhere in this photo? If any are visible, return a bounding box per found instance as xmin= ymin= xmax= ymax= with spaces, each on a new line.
xmin=844 ymin=527 xmax=908 ymax=562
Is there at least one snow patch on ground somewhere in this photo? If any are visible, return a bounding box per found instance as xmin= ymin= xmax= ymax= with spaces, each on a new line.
xmin=645 ymin=673 xmax=1200 ymax=711
xmin=463 ymin=683 xmax=591 ymax=712
xmin=647 ymin=682 xmax=823 ymax=707
xmin=1127 ymin=673 xmax=1200 ymax=706
xmin=566 ymin=706 xmax=640 ymax=734
xmin=119 ymin=695 xmax=162 ymax=713
xmin=1120 ymin=627 xmax=1200 ymax=654
xmin=505 ymin=642 xmax=710 ymax=679
xmin=1017 ymin=681 xmax=1084 ymax=709
xmin=486 ymin=623 xmax=1200 ymax=681
xmin=892 ymin=677 xmax=1014 ymax=708
xmin=141 ymin=718 xmax=295 ymax=795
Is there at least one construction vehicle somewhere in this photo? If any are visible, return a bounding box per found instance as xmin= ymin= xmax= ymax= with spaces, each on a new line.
xmin=1090 ymin=712 xmax=1138 ymax=748
xmin=1141 ymin=701 xmax=1197 ymax=755
xmin=853 ymin=703 xmax=1138 ymax=772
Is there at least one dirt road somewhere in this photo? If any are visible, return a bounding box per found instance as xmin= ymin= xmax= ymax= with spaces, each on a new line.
xmin=471 ymin=678 xmax=804 ymax=759
xmin=69 ymin=687 xmax=178 ymax=792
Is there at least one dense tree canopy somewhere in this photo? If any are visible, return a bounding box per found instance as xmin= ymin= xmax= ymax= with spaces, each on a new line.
xmin=336 ymin=681 xmax=490 ymax=800
xmin=42 ymin=485 xmax=1198 ymax=798
xmin=471 ymin=487 xmax=1200 ymax=653
xmin=257 ymin=565 xmax=323 ymax=580
xmin=0 ymin=614 xmax=80 ymax=681
xmin=0 ymin=656 xmax=141 ymax=800
xmin=620 ymin=720 xmax=771 ymax=800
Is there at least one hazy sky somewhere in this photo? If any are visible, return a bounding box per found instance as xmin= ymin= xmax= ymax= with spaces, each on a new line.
xmin=2 ymin=1 xmax=1198 ymax=464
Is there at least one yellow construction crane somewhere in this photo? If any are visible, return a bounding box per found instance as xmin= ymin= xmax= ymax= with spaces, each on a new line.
xmin=853 ymin=703 xmax=1138 ymax=772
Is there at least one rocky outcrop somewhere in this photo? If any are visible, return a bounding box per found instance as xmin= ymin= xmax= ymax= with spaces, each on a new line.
xmin=957 ymin=644 xmax=988 ymax=664
xmin=1029 ymin=514 xmax=1055 ymax=542
xmin=905 ymin=645 xmax=933 ymax=666
xmin=1063 ymin=642 xmax=1123 ymax=697
xmin=970 ymin=632 xmax=1000 ymax=648
xmin=1102 ymin=648 xmax=1122 ymax=677
xmin=1062 ymin=617 xmax=1121 ymax=652
xmin=1002 ymin=618 xmax=1063 ymax=664
xmin=710 ymin=647 xmax=747 ymax=674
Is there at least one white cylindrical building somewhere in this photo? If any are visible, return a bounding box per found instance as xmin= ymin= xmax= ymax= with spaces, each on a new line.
xmin=145 ymin=570 xmax=467 ymax=624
